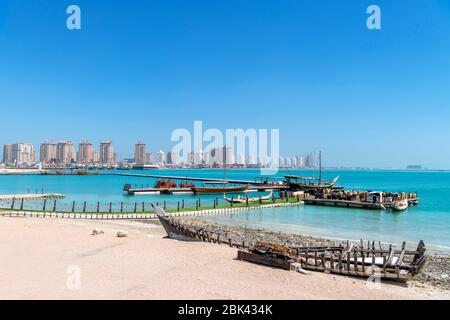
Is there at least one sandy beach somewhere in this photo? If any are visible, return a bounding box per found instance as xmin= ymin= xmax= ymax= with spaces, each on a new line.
xmin=0 ymin=217 xmax=448 ymax=300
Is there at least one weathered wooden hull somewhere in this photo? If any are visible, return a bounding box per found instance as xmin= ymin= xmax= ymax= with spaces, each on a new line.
xmin=192 ymin=185 xmax=248 ymax=194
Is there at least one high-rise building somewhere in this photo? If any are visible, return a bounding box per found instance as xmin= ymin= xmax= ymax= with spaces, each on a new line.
xmin=11 ymin=143 xmax=35 ymax=166
xmin=305 ymin=153 xmax=316 ymax=168
xmin=296 ymin=156 xmax=304 ymax=168
xmin=40 ymin=141 xmax=57 ymax=164
xmin=208 ymin=146 xmax=233 ymax=166
xmin=145 ymin=152 xmax=153 ymax=164
xmin=166 ymin=152 xmax=177 ymax=165
xmin=77 ymin=140 xmax=94 ymax=164
xmin=2 ymin=144 xmax=13 ymax=165
xmin=99 ymin=141 xmax=115 ymax=164
xmin=57 ymin=141 xmax=75 ymax=165
xmin=134 ymin=142 xmax=146 ymax=165
xmin=156 ymin=150 xmax=165 ymax=164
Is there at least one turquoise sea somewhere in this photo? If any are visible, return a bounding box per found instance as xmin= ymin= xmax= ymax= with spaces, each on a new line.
xmin=1 ymin=169 xmax=449 ymax=253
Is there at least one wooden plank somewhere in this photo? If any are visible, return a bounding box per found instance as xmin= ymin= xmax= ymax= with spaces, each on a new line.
xmin=237 ymin=251 xmax=291 ymax=270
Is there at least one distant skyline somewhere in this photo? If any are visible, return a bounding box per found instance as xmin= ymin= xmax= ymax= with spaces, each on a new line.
xmin=1 ymin=1 xmax=450 ymax=168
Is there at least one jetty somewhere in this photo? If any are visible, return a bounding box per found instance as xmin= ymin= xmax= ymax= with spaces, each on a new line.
xmin=0 ymin=193 xmax=65 ymax=201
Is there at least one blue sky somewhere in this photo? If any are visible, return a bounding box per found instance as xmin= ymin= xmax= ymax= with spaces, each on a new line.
xmin=1 ymin=0 xmax=450 ymax=168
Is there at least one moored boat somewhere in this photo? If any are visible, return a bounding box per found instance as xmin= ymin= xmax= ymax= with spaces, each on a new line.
xmin=223 ymin=190 xmax=273 ymax=203
xmin=191 ymin=182 xmax=248 ymax=194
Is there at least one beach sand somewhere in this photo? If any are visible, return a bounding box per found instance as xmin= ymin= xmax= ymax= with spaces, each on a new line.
xmin=0 ymin=217 xmax=447 ymax=300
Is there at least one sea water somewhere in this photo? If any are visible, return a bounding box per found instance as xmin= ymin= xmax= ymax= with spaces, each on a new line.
xmin=1 ymin=169 xmax=449 ymax=253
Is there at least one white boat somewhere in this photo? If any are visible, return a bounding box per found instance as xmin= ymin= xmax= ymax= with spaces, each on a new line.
xmin=393 ymin=199 xmax=408 ymax=211
xmin=224 ymin=190 xmax=273 ymax=204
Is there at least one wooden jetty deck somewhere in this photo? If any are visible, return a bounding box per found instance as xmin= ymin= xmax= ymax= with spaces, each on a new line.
xmin=124 ymin=185 xmax=288 ymax=195
xmin=112 ymin=172 xmax=286 ymax=186
xmin=0 ymin=193 xmax=65 ymax=201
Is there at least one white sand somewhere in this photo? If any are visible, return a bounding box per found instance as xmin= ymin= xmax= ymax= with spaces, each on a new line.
xmin=0 ymin=217 xmax=447 ymax=300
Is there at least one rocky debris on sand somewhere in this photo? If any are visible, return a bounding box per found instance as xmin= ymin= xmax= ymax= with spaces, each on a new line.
xmin=91 ymin=228 xmax=104 ymax=236
xmin=412 ymin=255 xmax=450 ymax=291
xmin=117 ymin=231 xmax=128 ymax=238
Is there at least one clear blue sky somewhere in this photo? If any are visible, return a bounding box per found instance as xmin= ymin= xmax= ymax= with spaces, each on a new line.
xmin=1 ymin=0 xmax=449 ymax=168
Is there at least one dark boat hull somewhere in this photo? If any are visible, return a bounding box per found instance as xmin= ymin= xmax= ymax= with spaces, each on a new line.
xmin=191 ymin=185 xmax=248 ymax=194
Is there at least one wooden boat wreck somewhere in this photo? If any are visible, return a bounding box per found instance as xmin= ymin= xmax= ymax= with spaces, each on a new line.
xmin=152 ymin=204 xmax=427 ymax=281
xmin=239 ymin=240 xmax=427 ymax=281
xmin=223 ymin=190 xmax=273 ymax=204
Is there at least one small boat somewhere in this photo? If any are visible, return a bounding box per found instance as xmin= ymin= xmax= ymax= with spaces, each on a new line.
xmin=74 ymin=170 xmax=100 ymax=176
xmin=393 ymin=199 xmax=409 ymax=211
xmin=191 ymin=182 xmax=249 ymax=194
xmin=224 ymin=190 xmax=273 ymax=204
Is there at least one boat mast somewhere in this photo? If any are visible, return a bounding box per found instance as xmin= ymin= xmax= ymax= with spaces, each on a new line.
xmin=223 ymin=145 xmax=227 ymax=181
xmin=319 ymin=150 xmax=322 ymax=184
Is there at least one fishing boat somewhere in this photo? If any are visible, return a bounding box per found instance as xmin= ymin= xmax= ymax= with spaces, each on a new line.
xmin=191 ymin=182 xmax=249 ymax=194
xmin=285 ymin=151 xmax=339 ymax=191
xmin=285 ymin=175 xmax=339 ymax=191
xmin=223 ymin=190 xmax=273 ymax=203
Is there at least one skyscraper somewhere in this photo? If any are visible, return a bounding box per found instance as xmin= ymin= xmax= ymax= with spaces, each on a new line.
xmin=156 ymin=150 xmax=165 ymax=164
xmin=99 ymin=141 xmax=115 ymax=164
xmin=57 ymin=141 xmax=75 ymax=165
xmin=134 ymin=142 xmax=146 ymax=165
xmin=40 ymin=141 xmax=57 ymax=164
xmin=2 ymin=144 xmax=13 ymax=165
xmin=166 ymin=152 xmax=177 ymax=165
xmin=11 ymin=143 xmax=35 ymax=166
xmin=77 ymin=140 xmax=94 ymax=164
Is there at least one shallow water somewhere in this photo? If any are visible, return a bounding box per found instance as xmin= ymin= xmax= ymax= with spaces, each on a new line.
xmin=1 ymin=169 xmax=449 ymax=252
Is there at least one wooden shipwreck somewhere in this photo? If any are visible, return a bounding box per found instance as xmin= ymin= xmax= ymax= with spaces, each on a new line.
xmin=239 ymin=240 xmax=427 ymax=281
xmin=152 ymin=204 xmax=427 ymax=282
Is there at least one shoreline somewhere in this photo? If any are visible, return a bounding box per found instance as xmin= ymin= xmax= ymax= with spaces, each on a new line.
xmin=1 ymin=216 xmax=449 ymax=299
xmin=171 ymin=217 xmax=450 ymax=292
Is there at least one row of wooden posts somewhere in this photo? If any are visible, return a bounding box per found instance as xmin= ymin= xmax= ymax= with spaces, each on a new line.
xmin=5 ymin=191 xmax=299 ymax=214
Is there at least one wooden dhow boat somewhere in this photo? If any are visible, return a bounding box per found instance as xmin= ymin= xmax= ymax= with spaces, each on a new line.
xmin=191 ymin=182 xmax=249 ymax=194
xmin=223 ymin=190 xmax=273 ymax=204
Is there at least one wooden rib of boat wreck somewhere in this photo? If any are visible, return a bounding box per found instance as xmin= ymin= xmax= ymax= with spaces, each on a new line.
xmin=152 ymin=204 xmax=427 ymax=282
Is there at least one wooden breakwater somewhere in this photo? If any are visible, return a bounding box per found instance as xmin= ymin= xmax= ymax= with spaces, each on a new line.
xmin=0 ymin=193 xmax=65 ymax=201
xmin=0 ymin=201 xmax=304 ymax=220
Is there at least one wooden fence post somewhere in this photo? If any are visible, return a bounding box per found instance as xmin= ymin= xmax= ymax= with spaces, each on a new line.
xmin=109 ymin=202 xmax=112 ymax=213
xmin=163 ymin=201 xmax=166 ymax=210
xmin=72 ymin=201 xmax=75 ymax=212
xmin=43 ymin=199 xmax=47 ymax=211
xmin=182 ymin=199 xmax=185 ymax=208
xmin=20 ymin=199 xmax=24 ymax=211
xmin=11 ymin=198 xmax=15 ymax=210
xmin=230 ymin=197 xmax=233 ymax=207
xmin=134 ymin=202 xmax=137 ymax=213
xmin=83 ymin=201 xmax=87 ymax=213
xmin=120 ymin=202 xmax=123 ymax=212
xmin=53 ymin=200 xmax=57 ymax=212
xmin=97 ymin=202 xmax=100 ymax=212
xmin=177 ymin=201 xmax=180 ymax=211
